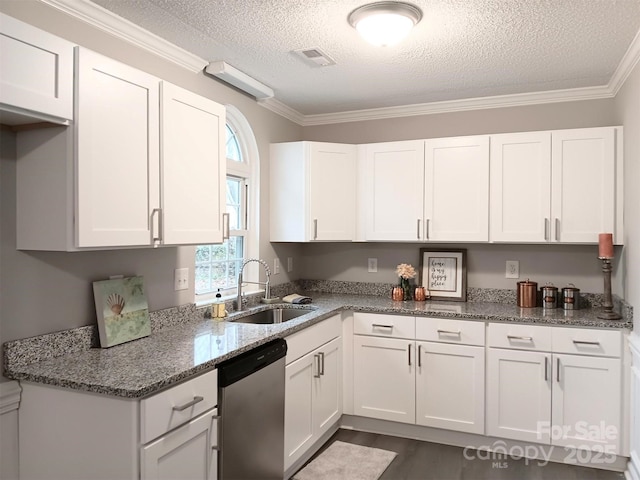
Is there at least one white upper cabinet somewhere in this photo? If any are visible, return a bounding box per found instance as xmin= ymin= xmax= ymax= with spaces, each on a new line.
xmin=161 ymin=82 xmax=226 ymax=245
xmin=361 ymin=140 xmax=425 ymax=241
xmin=75 ymin=47 xmax=161 ymax=248
xmin=551 ymin=127 xmax=618 ymax=243
xmin=0 ymin=13 xmax=73 ymax=125
xmin=271 ymin=142 xmax=357 ymax=242
xmin=491 ymin=127 xmax=622 ymax=244
xmin=490 ymin=132 xmax=552 ymax=242
xmin=424 ymin=136 xmax=489 ymax=242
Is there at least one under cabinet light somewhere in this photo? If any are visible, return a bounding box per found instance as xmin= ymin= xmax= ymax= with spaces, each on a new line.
xmin=205 ymin=61 xmax=274 ymax=99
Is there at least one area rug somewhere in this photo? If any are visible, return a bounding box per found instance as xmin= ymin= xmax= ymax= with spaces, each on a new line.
xmin=293 ymin=441 xmax=397 ymax=480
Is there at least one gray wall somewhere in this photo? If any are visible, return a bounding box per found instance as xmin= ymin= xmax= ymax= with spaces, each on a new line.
xmin=0 ymin=2 xmax=303 ymax=378
xmin=300 ymin=99 xmax=621 ymax=295
xmin=614 ymin=63 xmax=640 ymax=331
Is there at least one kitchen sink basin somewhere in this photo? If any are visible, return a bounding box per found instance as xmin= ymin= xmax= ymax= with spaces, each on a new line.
xmin=233 ymin=307 xmax=314 ymax=324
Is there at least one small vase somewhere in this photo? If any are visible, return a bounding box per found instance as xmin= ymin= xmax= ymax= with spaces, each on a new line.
xmin=400 ymin=277 xmax=413 ymax=301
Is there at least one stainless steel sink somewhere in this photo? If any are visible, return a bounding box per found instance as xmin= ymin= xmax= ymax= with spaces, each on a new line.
xmin=233 ymin=308 xmax=314 ymax=324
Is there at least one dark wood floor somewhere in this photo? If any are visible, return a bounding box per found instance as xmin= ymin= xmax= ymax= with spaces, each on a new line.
xmin=302 ymin=429 xmax=625 ymax=480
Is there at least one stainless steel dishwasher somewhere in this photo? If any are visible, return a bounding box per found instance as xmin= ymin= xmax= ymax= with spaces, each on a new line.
xmin=218 ymin=338 xmax=287 ymax=480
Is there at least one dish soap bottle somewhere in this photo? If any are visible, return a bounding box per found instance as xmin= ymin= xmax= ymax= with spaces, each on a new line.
xmin=211 ymin=289 xmax=226 ymax=320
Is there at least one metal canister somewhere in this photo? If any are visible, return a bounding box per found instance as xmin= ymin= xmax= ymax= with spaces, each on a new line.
xmin=517 ymin=279 xmax=538 ymax=308
xmin=562 ymin=284 xmax=580 ymax=310
xmin=541 ymin=284 xmax=558 ymax=309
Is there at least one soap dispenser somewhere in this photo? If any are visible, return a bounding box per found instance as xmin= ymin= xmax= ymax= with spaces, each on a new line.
xmin=211 ymin=289 xmax=226 ymax=319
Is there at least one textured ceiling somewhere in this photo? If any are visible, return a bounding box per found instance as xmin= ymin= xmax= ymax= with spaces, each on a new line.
xmin=90 ymin=0 xmax=640 ymax=116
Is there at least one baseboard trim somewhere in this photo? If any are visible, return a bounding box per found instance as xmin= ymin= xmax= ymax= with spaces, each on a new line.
xmin=340 ymin=415 xmax=629 ymax=472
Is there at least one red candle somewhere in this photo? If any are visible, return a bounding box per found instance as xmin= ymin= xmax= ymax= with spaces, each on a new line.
xmin=598 ymin=233 xmax=614 ymax=258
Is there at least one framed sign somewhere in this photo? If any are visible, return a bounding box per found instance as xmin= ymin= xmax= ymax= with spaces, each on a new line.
xmin=419 ymin=248 xmax=467 ymax=301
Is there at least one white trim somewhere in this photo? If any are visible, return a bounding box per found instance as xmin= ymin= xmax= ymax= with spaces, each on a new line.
xmin=0 ymin=381 xmax=21 ymax=415
xmin=36 ymin=0 xmax=640 ymax=126
xmin=38 ymin=0 xmax=207 ymax=72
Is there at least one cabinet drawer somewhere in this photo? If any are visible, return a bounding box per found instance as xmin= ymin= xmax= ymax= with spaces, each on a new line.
xmin=141 ymin=369 xmax=217 ymax=444
xmin=416 ymin=317 xmax=485 ymax=346
xmin=354 ymin=313 xmax=415 ymax=339
xmin=286 ymin=314 xmax=341 ymax=364
xmin=552 ymin=327 xmax=622 ymax=357
xmin=488 ymin=323 xmax=552 ymax=351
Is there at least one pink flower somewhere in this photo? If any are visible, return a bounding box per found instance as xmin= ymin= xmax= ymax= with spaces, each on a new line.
xmin=396 ymin=263 xmax=416 ymax=280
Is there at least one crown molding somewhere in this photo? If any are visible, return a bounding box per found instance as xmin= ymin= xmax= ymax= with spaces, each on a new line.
xmin=258 ymin=97 xmax=306 ymax=125
xmin=608 ymin=27 xmax=640 ymax=96
xmin=298 ymin=85 xmax=615 ymax=126
xmin=39 ymin=0 xmax=207 ymax=72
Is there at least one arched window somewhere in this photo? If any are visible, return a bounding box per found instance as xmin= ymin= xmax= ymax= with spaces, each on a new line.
xmin=195 ymin=106 xmax=258 ymax=299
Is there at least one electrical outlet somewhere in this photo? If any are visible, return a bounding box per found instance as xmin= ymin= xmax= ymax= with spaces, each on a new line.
xmin=174 ymin=268 xmax=189 ymax=290
xmin=368 ymin=258 xmax=378 ymax=273
xmin=505 ymin=260 xmax=520 ymax=279
xmin=287 ymin=257 xmax=293 ymax=272
xmin=274 ymin=258 xmax=280 ymax=274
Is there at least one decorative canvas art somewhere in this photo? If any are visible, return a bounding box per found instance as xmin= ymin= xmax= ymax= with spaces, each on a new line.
xmin=93 ymin=276 xmax=150 ymax=348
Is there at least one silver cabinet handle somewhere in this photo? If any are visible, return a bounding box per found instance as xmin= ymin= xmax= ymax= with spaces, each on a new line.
xmin=313 ymin=353 xmax=321 ymax=378
xmin=211 ymin=414 xmax=221 ymax=451
xmin=408 ymin=343 xmax=412 ymax=366
xmin=418 ymin=345 xmax=422 ymax=367
xmin=372 ymin=323 xmax=394 ymax=330
xmin=544 ymin=356 xmax=548 ymax=381
xmin=313 ymin=219 xmax=318 ymax=240
xmin=557 ymin=357 xmax=561 ymax=383
xmin=572 ymin=340 xmax=600 ymax=346
xmin=319 ymin=351 xmax=325 ymax=376
xmin=507 ymin=335 xmax=533 ymax=341
xmin=544 ymin=218 xmax=549 ymax=241
xmin=437 ymin=329 xmax=461 ymax=336
xmin=222 ymin=213 xmax=230 ymax=240
xmin=555 ymin=218 xmax=560 ymax=242
xmin=152 ymin=208 xmax=163 ymax=243
xmin=426 ymin=219 xmax=430 ymax=240
xmin=172 ymin=396 xmax=204 ymax=411
xmin=417 ymin=219 xmax=421 ymax=240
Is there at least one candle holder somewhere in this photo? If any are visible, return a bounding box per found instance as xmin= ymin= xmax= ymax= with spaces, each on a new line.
xmin=597 ymin=257 xmax=622 ymax=320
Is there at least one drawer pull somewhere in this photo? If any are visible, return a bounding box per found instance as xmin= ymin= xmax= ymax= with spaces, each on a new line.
xmin=572 ymin=340 xmax=600 ymax=346
xmin=437 ymin=329 xmax=461 ymax=336
xmin=418 ymin=345 xmax=422 ymax=367
xmin=408 ymin=343 xmax=412 ymax=366
xmin=319 ymin=351 xmax=325 ymax=376
xmin=557 ymin=358 xmax=561 ymax=383
xmin=507 ymin=335 xmax=533 ymax=342
xmin=212 ymin=414 xmax=221 ymax=451
xmin=313 ymin=354 xmax=321 ymax=378
xmin=372 ymin=324 xmax=394 ymax=330
xmin=172 ymin=396 xmax=204 ymax=412
xmin=544 ymin=356 xmax=548 ymax=381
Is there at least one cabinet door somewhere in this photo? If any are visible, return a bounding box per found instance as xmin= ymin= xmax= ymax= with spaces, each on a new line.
xmin=161 ymin=82 xmax=226 ymax=245
xmin=552 ymin=354 xmax=621 ymax=453
xmin=314 ymin=337 xmax=342 ymax=437
xmin=490 ymin=132 xmax=552 ymax=242
xmin=75 ymin=47 xmax=160 ymax=247
xmin=141 ymin=408 xmax=218 ymax=480
xmin=551 ymin=128 xmax=616 ymax=243
xmin=486 ymin=349 xmax=551 ymax=443
xmin=0 ymin=13 xmax=73 ymax=124
xmin=284 ymin=353 xmax=315 ymax=471
xmin=424 ymin=136 xmax=489 ymax=241
xmin=353 ymin=335 xmax=415 ymax=423
xmin=416 ymin=342 xmax=484 ymax=434
xmin=309 ymin=143 xmax=357 ymax=241
xmin=362 ymin=141 xmax=425 ymax=241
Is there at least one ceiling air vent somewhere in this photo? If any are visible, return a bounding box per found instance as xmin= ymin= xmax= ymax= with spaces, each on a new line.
xmin=294 ymin=48 xmax=336 ymax=67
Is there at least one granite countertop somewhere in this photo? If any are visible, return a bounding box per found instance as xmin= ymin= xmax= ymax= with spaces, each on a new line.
xmin=3 ymin=292 xmax=633 ymax=399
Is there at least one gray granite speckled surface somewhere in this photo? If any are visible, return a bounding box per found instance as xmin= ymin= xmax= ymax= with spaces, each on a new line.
xmin=4 ymin=291 xmax=632 ymax=399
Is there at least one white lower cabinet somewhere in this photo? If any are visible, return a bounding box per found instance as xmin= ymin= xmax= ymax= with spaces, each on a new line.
xmin=416 ymin=341 xmax=484 ymax=434
xmin=141 ymin=408 xmax=218 ymax=480
xmin=284 ymin=316 xmax=342 ymax=471
xmin=486 ymin=323 xmax=623 ymax=454
xmin=353 ymin=335 xmax=416 ymax=423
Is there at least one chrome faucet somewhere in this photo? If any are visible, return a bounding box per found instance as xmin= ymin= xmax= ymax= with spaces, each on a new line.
xmin=236 ymin=258 xmax=271 ymax=311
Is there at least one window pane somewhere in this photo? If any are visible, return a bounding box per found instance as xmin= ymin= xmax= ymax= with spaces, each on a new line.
xmin=195 ymin=236 xmax=244 ymax=295
xmin=195 ymin=265 xmax=211 ymax=293
xmin=226 ymin=124 xmax=242 ymax=162
xmin=226 ymin=178 xmax=240 ymax=204
xmin=195 ymin=245 xmax=211 ymax=263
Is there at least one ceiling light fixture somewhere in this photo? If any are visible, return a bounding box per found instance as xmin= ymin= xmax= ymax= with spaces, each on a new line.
xmin=348 ymin=1 xmax=422 ymax=47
